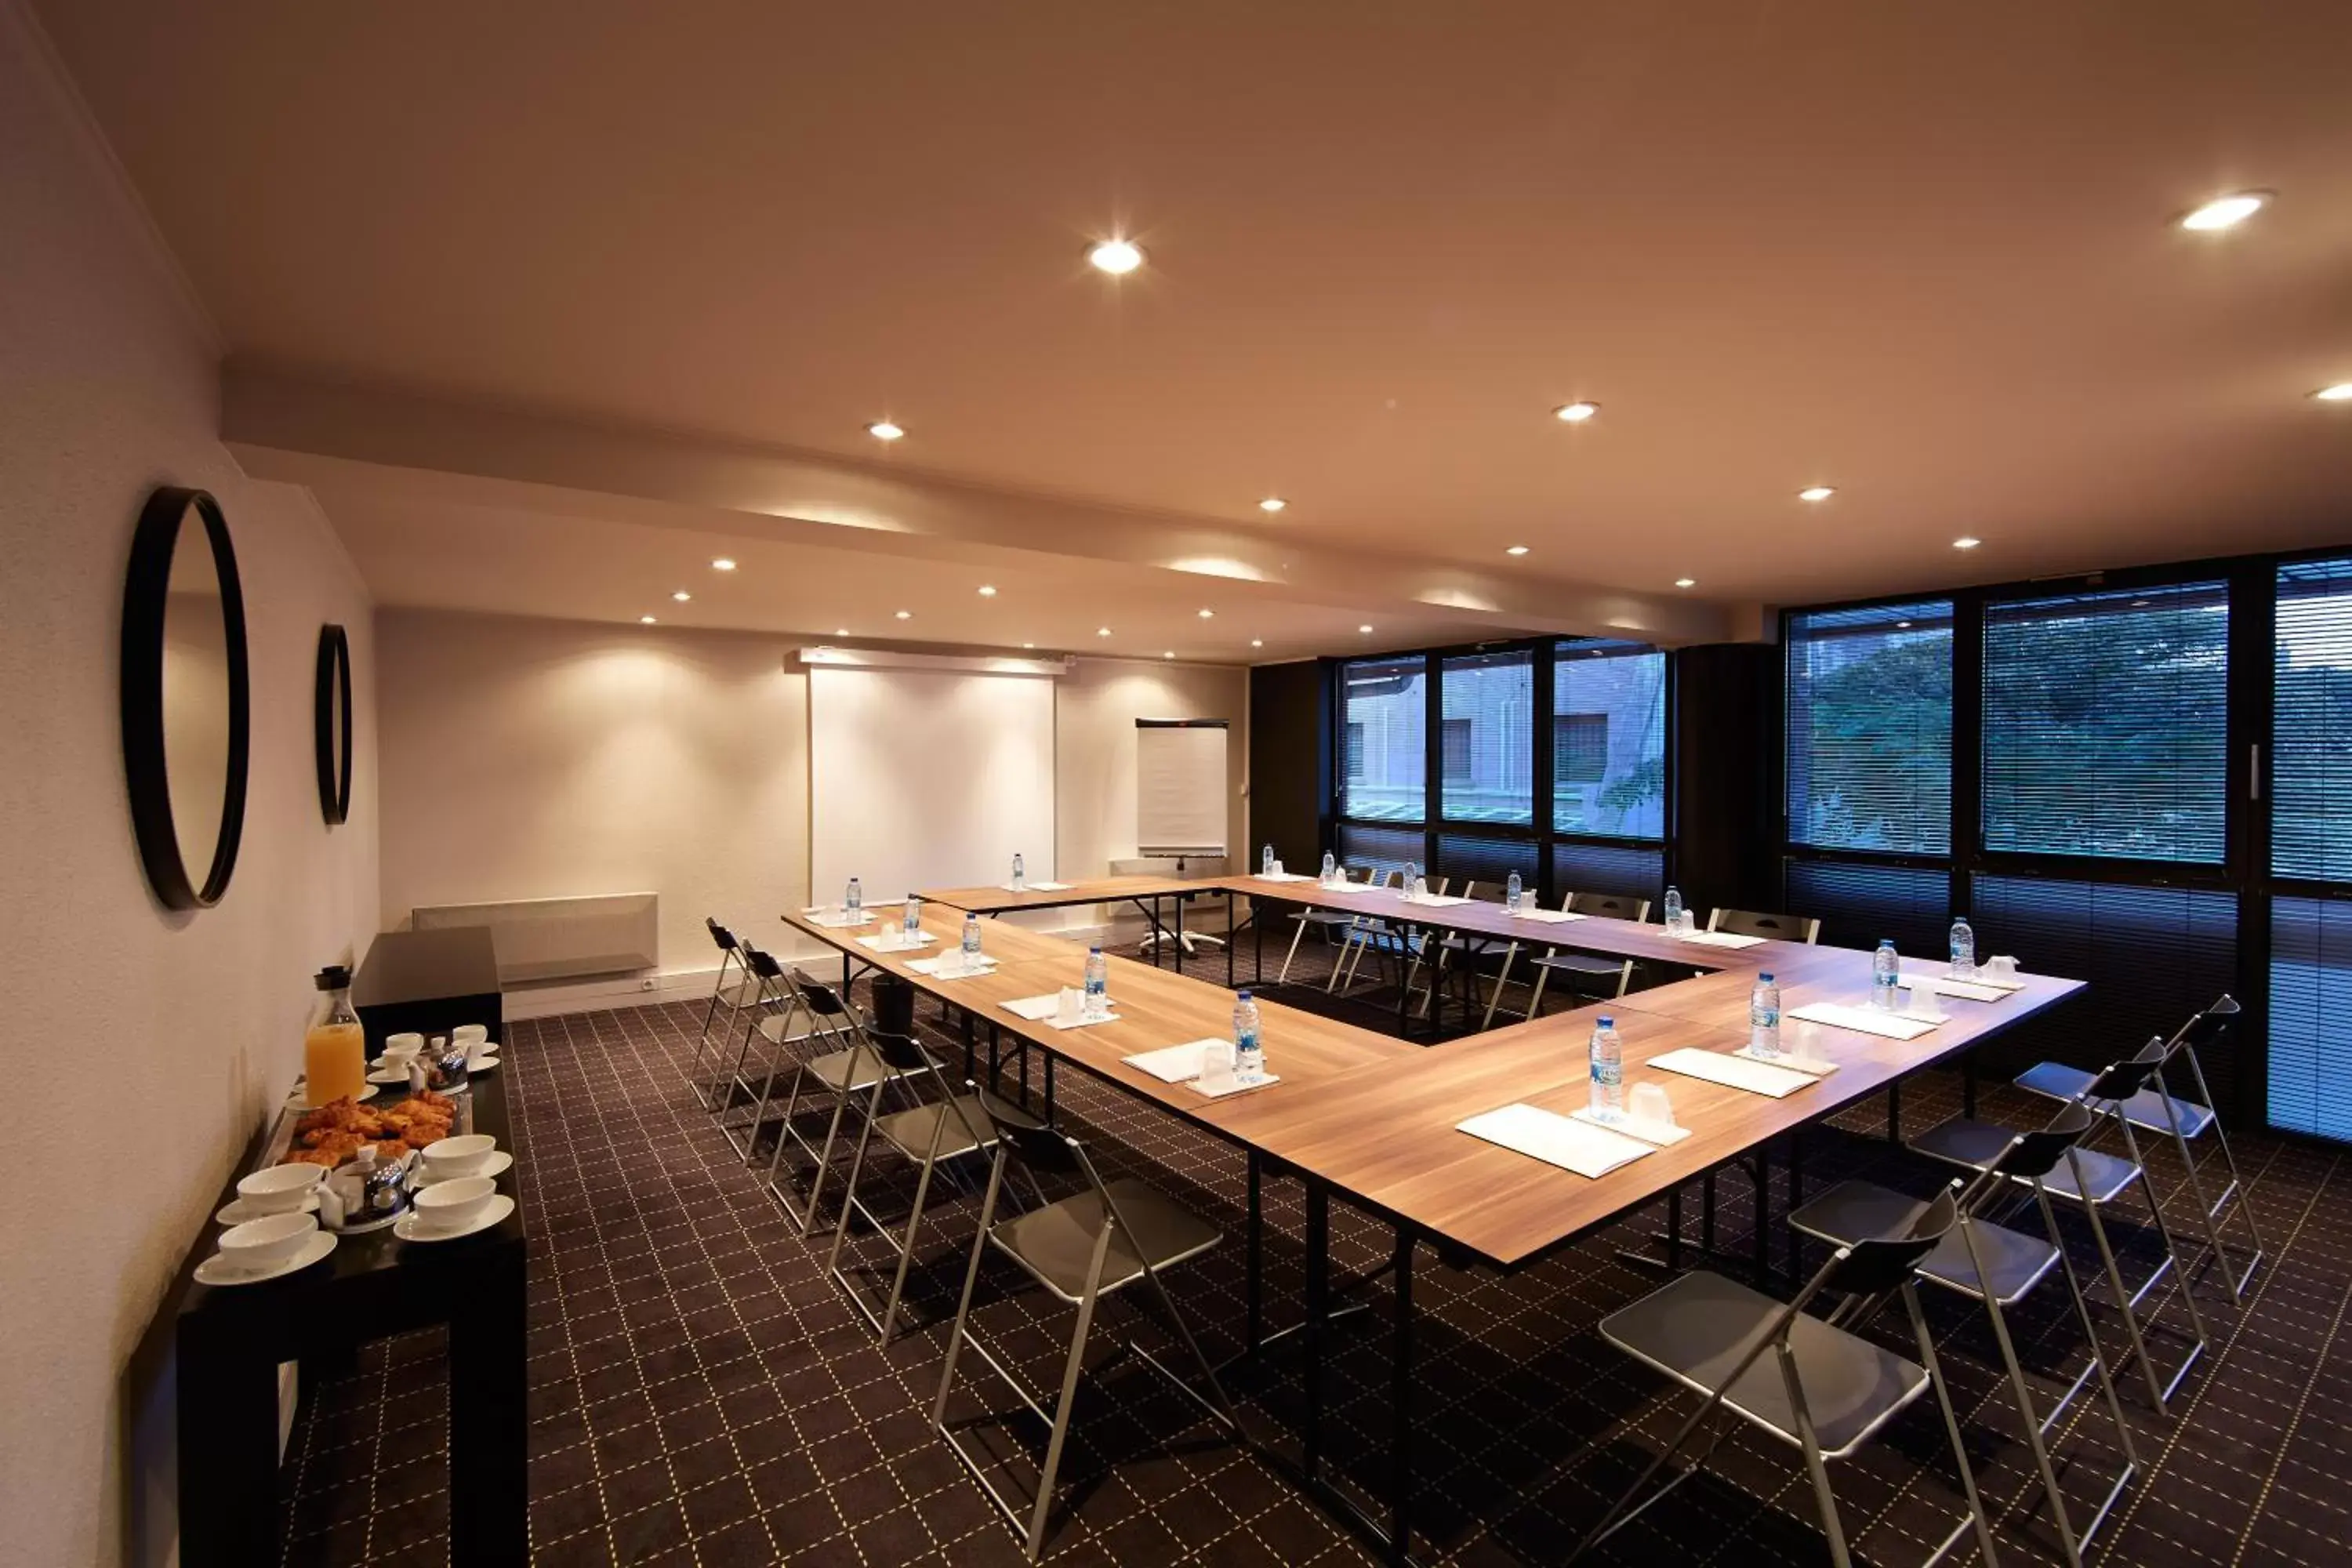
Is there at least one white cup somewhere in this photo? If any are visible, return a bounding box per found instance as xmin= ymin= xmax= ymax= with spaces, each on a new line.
xmin=1055 ymin=987 xmax=1084 ymax=1025
xmin=1984 ymin=955 xmax=2020 ymax=980
xmin=453 ymin=1024 xmax=488 ymax=1045
xmin=1200 ymin=1040 xmax=1237 ymax=1088
xmin=1629 ymin=1082 xmax=1675 ymax=1128
xmin=383 ymin=1032 xmax=424 ymax=1062
xmin=412 ymin=1175 xmax=497 ymax=1233
xmin=423 ymin=1134 xmax=496 ymax=1179
xmin=218 ymin=1211 xmax=318 ymax=1269
xmin=236 ymin=1163 xmax=325 ymax=1215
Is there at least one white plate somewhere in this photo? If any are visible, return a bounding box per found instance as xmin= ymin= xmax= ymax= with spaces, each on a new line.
xmin=413 ymin=1149 xmax=514 ymax=1185
xmin=462 ymin=1054 xmax=499 ymax=1073
xmin=366 ymin=1066 xmax=413 ymax=1086
xmin=215 ymin=1191 xmax=321 ymax=1227
xmin=194 ymin=1228 xmax=338 ymax=1287
xmin=394 ymin=1194 xmax=515 ymax=1243
xmin=295 ymin=1083 xmax=379 ymax=1106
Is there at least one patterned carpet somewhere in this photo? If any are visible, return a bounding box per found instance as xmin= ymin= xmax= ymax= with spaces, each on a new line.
xmin=274 ymin=939 xmax=2350 ymax=1566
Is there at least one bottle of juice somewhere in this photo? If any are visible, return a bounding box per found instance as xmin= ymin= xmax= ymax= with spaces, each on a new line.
xmin=303 ymin=965 xmax=368 ymax=1106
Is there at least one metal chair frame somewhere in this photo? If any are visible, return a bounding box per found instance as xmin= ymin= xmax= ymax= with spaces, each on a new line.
xmin=1480 ymin=891 xmax=1652 ymax=1029
xmin=1275 ymin=864 xmax=1390 ymax=985
xmin=759 ymin=970 xmax=924 ymax=1237
xmin=706 ymin=947 xmax=807 ymax=1150
xmin=1708 ymin=906 xmax=1824 ymax=944
xmin=688 ymin=919 xmax=764 ymax=1106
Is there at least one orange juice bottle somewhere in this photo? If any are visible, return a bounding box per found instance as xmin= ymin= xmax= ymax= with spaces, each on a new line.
xmin=303 ymin=965 xmax=368 ymax=1107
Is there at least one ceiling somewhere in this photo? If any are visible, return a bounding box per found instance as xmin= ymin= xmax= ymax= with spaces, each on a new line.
xmin=35 ymin=0 xmax=2352 ymax=647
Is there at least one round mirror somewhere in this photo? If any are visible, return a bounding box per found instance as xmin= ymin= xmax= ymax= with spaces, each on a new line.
xmin=122 ymin=487 xmax=249 ymax=909
xmin=315 ymin=624 xmax=353 ymax=825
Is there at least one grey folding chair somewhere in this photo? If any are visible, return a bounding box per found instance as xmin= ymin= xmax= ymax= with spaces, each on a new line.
xmin=1790 ymin=1103 xmax=2140 ymax=1566
xmin=931 ymin=1087 xmax=1235 ymax=1561
xmin=1482 ymin=891 xmax=1652 ymax=1029
xmin=760 ymin=972 xmax=933 ymax=1238
xmin=1708 ymin=906 xmax=1824 ymax=944
xmin=1408 ymin=880 xmax=1480 ymax=1021
xmin=688 ymin=918 xmax=762 ymax=1107
xmin=1574 ymin=1186 xmax=2001 ymax=1568
xmin=1276 ymin=865 xmax=1392 ymax=985
xmin=706 ymin=946 xmax=803 ymax=1150
xmin=1340 ymin=874 xmax=1447 ymax=999
xmin=826 ymin=1022 xmax=996 ymax=1344
xmin=2014 ymin=996 xmax=2264 ymax=1301
xmin=1909 ymin=1040 xmax=2211 ymax=1414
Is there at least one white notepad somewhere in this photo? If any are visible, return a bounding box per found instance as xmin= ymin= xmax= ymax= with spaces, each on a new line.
xmin=1786 ymin=1003 xmax=1940 ymax=1041
xmin=999 ymin=880 xmax=1074 ymax=892
xmin=1457 ymin=1104 xmax=1653 ymax=1178
xmin=1508 ymin=908 xmax=1588 ymax=924
xmin=1399 ymin=894 xmax=1474 ymax=909
xmin=1255 ymin=871 xmax=1317 ymax=883
xmin=1569 ymin=1106 xmax=1693 ymax=1145
xmin=1650 ymin=1047 xmax=1817 ymax=1098
xmin=856 ymin=931 xmax=936 ymax=953
xmin=1002 ymin=994 xmax=1119 ymax=1029
xmin=805 ymin=909 xmax=877 ymax=928
xmin=906 ymin=955 xmax=998 ymax=979
xmin=1733 ymin=1046 xmax=1841 ymax=1076
xmin=1671 ymin=930 xmax=1769 ymax=949
xmin=1182 ymin=1072 xmax=1282 ymax=1100
xmin=1902 ymin=967 xmax=2020 ymax=1002
xmin=1123 ymin=1041 xmax=1219 ymax=1083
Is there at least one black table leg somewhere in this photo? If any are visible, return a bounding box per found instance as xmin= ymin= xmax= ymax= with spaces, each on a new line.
xmin=1751 ymin=1143 xmax=1772 ymax=1284
xmin=1786 ymin=1129 xmax=1804 ymax=1284
xmin=1044 ymin=1054 xmax=1057 ymax=1120
xmin=1888 ymin=1076 xmax=1904 ymax=1143
xmin=174 ymin=1330 xmax=279 ymax=1567
xmin=1247 ymin=1150 xmax=1264 ymax=1358
xmin=1303 ymin=1184 xmax=1330 ymax=1477
xmin=1667 ymin=1183 xmax=1683 ymax=1271
xmin=1390 ymin=1231 xmax=1417 ymax=1563
xmin=1254 ymin=897 xmax=1265 ymax=985
xmin=448 ymin=1242 xmax=530 ymax=1567
xmin=1963 ymin=1050 xmax=1978 ymax=1118
xmin=1018 ymin=1033 xmax=1030 ymax=1107
xmin=1174 ymin=895 xmax=1186 ymax=976
xmin=961 ymin=1005 xmax=975 ymax=1080
xmin=1228 ymin=891 xmax=1236 ymax=987
xmin=1701 ymin=1169 xmax=1717 ymax=1256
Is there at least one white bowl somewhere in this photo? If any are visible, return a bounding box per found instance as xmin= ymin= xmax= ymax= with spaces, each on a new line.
xmin=452 ymin=1024 xmax=489 ymax=1045
xmin=383 ymin=1031 xmax=425 ymax=1055
xmin=422 ymin=1134 xmax=496 ymax=1178
xmin=236 ymin=1163 xmax=325 ymax=1214
xmin=412 ymin=1176 xmax=496 ymax=1232
xmin=218 ymin=1211 xmax=318 ymax=1267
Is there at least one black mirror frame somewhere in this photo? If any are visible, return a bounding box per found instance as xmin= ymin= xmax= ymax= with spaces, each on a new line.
xmin=314 ymin=623 xmax=353 ymax=826
xmin=121 ymin=486 xmax=250 ymax=910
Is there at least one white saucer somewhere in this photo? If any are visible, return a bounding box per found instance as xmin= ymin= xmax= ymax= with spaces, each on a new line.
xmin=216 ymin=1191 xmax=321 ymax=1227
xmin=414 ymin=1149 xmax=513 ymax=1185
xmin=296 ymin=1083 xmax=379 ymax=1107
xmin=463 ymin=1054 xmax=499 ymax=1074
xmin=366 ymin=1065 xmax=414 ymax=1085
xmin=394 ymin=1194 xmax=515 ymax=1243
xmin=194 ymin=1228 xmax=338 ymax=1286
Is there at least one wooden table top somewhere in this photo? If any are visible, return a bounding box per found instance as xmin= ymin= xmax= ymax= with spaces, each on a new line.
xmin=779 ymin=887 xmax=2084 ymax=1272
xmin=914 ymin=874 xmax=1207 ymax=914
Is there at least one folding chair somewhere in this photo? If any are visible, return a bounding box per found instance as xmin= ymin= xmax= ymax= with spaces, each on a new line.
xmin=1708 ymin=906 xmax=1824 ymax=943
xmin=1909 ymin=1040 xmax=2211 ymax=1414
xmin=1276 ymin=865 xmax=1393 ymax=985
xmin=1790 ymin=1103 xmax=2140 ymax=1566
xmin=1574 ymin=1186 xmax=2001 ymax=1568
xmin=1339 ymin=875 xmax=1447 ymax=1000
xmin=760 ymin=972 xmax=935 ymax=1237
xmin=931 ymin=1088 xmax=1236 ymax=1560
xmin=706 ymin=946 xmax=802 ymax=1151
xmin=1482 ymin=891 xmax=1651 ymax=1029
xmin=2014 ymin=996 xmax=2263 ymax=1301
xmin=688 ymin=918 xmax=762 ymax=1106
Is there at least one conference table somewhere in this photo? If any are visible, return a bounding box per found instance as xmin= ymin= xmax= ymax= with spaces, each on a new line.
xmin=782 ymin=877 xmax=2085 ymax=1563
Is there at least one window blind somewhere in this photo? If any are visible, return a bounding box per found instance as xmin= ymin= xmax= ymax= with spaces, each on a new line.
xmin=1784 ymin=859 xmax=1951 ymax=956
xmin=1338 ymin=822 xmax=1425 ymax=879
xmin=1785 ymin=602 xmax=1952 ymax=854
xmin=1552 ymin=840 xmax=1662 ymax=904
xmin=1981 ymin=583 xmax=2228 ymax=863
xmin=2269 ymin=895 xmax=2352 ymax=1140
xmin=2274 ymin=558 xmax=2352 ymax=881
xmin=1339 ymin=657 xmax=1425 ymax=823
xmin=1440 ymin=649 xmax=1533 ymax=825
xmin=1436 ymin=831 xmax=1538 ymax=897
xmin=1554 ymin=639 xmax=1666 ymax=839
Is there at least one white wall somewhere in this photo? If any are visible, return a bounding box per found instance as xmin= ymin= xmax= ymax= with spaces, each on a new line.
xmin=0 ymin=6 xmax=381 ymax=1563
xmin=375 ymin=611 xmax=1249 ymax=974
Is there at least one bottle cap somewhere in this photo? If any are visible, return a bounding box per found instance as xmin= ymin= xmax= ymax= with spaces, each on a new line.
xmin=1759 ymin=971 xmax=1774 ymax=983
xmin=1598 ymin=1015 xmax=1613 ymax=1026
xmin=1237 ymin=989 xmax=1252 ymax=1001
xmin=315 ymin=964 xmax=352 ymax=990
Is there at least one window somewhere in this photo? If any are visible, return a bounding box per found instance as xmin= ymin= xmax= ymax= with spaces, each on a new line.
xmin=1440 ymin=718 xmax=1472 ymax=782
xmin=1338 ymin=657 xmax=1425 ymax=822
xmin=2269 ymin=896 xmax=2352 ymax=1141
xmin=2274 ymin=557 xmax=2352 ymax=881
xmin=1981 ymin=582 xmax=2227 ymax=863
xmin=1440 ymin=649 xmax=1532 ymax=824
xmin=1785 ymin=601 xmax=1951 ymax=854
xmin=1555 ymin=640 xmax=1666 ymax=837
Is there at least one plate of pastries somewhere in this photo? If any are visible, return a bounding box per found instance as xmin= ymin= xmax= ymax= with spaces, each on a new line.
xmin=281 ymin=1090 xmax=459 ymax=1170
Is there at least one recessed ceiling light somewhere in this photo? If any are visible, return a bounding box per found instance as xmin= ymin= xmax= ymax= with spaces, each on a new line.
xmin=1953 ymin=537 xmax=1982 ymax=550
xmin=977 ymin=585 xmax=996 ymax=597
xmin=1022 ymin=642 xmax=1035 ymax=649
xmin=2180 ymin=192 xmax=2268 ymax=232
xmin=1250 ymin=639 xmax=1264 ymax=648
xmin=867 ymin=420 xmax=905 ymax=441
xmin=710 ymin=557 xmax=737 ymax=572
xmin=1097 ymin=626 xmax=1112 ymax=637
xmin=895 ymin=609 xmax=912 ymax=619
xmin=2131 ymin=599 xmax=2151 ymax=609
xmin=672 ymin=590 xmax=691 ymax=602
xmin=2314 ymin=383 xmax=2352 ymax=402
xmin=639 ymin=615 xmax=656 ymax=625
xmin=1553 ymin=401 xmax=1599 ymax=423
xmin=1198 ymin=608 xmax=1214 ymax=619
xmin=835 ymin=628 xmax=849 ymax=636
xmin=1798 ymin=485 xmax=1836 ymax=503
xmin=1088 ymin=238 xmax=1145 ymax=275
xmin=1359 ymin=624 xmax=1374 ymax=634
xmin=1675 ymin=578 xmax=1697 ymax=589
xmin=1896 ymin=620 xmax=1913 ymax=630
xmin=1505 ymin=545 xmax=1530 ymax=557
xmin=1163 ymin=651 xmax=1175 ymax=659
xmin=1259 ymin=497 xmax=1287 ymax=514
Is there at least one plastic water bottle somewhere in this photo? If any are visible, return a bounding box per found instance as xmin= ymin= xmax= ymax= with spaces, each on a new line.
xmin=1950 ymin=914 xmax=1976 ymax=979
xmin=1505 ymin=869 xmax=1523 ymax=914
xmin=1233 ymin=989 xmax=1264 ymax=1083
xmin=1084 ymin=945 xmax=1109 ymax=1018
xmin=902 ymin=894 xmax=923 ymax=937
xmin=846 ymin=877 xmax=862 ymax=915
xmin=962 ymin=912 xmax=983 ymax=966
xmin=1011 ymin=852 xmax=1025 ymax=892
xmin=1262 ymin=843 xmax=1276 ymax=876
xmin=1320 ymin=851 xmax=1337 ymax=882
xmin=1873 ymin=938 xmax=1901 ymax=1010
xmin=1589 ymin=1015 xmax=1624 ymax=1120
xmin=1663 ymin=885 xmax=1685 ymax=934
xmin=1749 ymin=972 xmax=1782 ymax=1060
xmin=1403 ymin=859 xmax=1420 ymax=892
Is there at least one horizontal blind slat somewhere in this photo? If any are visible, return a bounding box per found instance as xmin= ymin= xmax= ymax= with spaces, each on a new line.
xmin=1786 ymin=601 xmax=1952 ymax=854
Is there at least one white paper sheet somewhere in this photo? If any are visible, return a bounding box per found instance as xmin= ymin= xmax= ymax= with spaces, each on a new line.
xmin=1900 ymin=966 xmax=2020 ymax=1002
xmin=1785 ymin=1002 xmax=1939 ymax=1040
xmin=1002 ymin=994 xmax=1119 ymax=1029
xmin=1569 ymin=1106 xmax=1693 ymax=1145
xmin=906 ymin=955 xmax=999 ymax=979
xmin=1671 ymin=930 xmax=1769 ymax=949
xmin=807 ymin=909 xmax=877 ymax=928
xmin=1649 ymin=1047 xmax=1817 ymax=1098
xmin=1733 ymin=1046 xmax=1840 ymax=1076
xmin=1000 ymin=880 xmax=1075 ymax=892
xmin=1507 ymin=908 xmax=1588 ymax=924
xmin=1399 ymin=894 xmax=1474 ymax=909
xmin=1457 ymin=1103 xmax=1654 ymax=1178
xmin=1182 ymin=1072 xmax=1283 ymax=1099
xmin=856 ymin=931 xmax=937 ymax=953
xmin=1254 ymin=871 xmax=1317 ymax=883
xmin=1122 ymin=1041 xmax=1218 ymax=1083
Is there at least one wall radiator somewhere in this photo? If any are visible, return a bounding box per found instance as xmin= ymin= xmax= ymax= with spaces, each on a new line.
xmin=412 ymin=892 xmax=659 ymax=986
